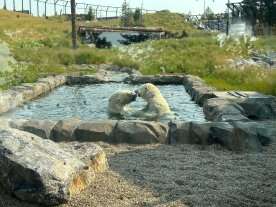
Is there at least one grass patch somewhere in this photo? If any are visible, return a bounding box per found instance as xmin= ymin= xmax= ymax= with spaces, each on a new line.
xmin=118 ymin=36 xmax=276 ymax=95
xmin=1 ymin=9 xmax=276 ymax=96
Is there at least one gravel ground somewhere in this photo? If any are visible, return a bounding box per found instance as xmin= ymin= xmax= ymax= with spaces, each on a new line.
xmin=1 ymin=143 xmax=276 ymax=207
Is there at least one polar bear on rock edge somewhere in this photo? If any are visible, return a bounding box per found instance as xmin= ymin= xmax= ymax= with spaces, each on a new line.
xmin=108 ymin=90 xmax=137 ymax=116
xmin=135 ymin=83 xmax=172 ymax=119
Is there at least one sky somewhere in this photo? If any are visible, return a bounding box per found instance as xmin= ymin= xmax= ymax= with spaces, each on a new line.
xmin=1 ymin=0 xmax=242 ymax=16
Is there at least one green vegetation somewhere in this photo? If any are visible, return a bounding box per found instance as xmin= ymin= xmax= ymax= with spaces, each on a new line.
xmin=0 ymin=9 xmax=276 ymax=96
xmin=117 ymin=37 xmax=276 ymax=95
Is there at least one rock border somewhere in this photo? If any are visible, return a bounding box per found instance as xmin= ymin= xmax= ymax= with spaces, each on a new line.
xmin=9 ymin=118 xmax=276 ymax=153
xmin=0 ymin=75 xmax=66 ymax=114
xmin=1 ymin=67 xmax=276 ymax=206
xmin=1 ymin=68 xmax=276 ymax=151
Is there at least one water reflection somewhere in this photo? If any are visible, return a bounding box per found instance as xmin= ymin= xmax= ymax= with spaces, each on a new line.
xmin=83 ymin=31 xmax=160 ymax=48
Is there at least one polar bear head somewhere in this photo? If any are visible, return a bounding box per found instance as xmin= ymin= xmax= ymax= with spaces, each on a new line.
xmin=135 ymin=83 xmax=162 ymax=101
xmin=108 ymin=90 xmax=137 ymax=115
xmin=135 ymin=83 xmax=171 ymax=117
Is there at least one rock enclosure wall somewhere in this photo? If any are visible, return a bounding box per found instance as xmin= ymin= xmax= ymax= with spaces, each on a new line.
xmin=1 ymin=68 xmax=276 ymax=206
xmin=0 ymin=75 xmax=66 ymax=114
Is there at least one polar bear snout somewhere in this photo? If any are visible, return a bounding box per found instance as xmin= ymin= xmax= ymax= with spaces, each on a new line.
xmin=108 ymin=90 xmax=137 ymax=116
xmin=127 ymin=91 xmax=138 ymax=102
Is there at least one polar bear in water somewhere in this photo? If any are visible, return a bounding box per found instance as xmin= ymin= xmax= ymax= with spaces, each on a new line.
xmin=108 ymin=90 xmax=137 ymax=117
xmin=134 ymin=83 xmax=172 ymax=120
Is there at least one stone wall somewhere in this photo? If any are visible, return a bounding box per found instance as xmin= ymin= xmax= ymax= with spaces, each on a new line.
xmin=0 ymin=75 xmax=66 ymax=114
xmin=9 ymin=118 xmax=276 ymax=153
xmin=1 ymin=68 xmax=276 ymax=205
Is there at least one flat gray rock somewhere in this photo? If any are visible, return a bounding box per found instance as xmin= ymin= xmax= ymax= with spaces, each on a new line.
xmin=203 ymin=98 xmax=249 ymax=121
xmin=10 ymin=119 xmax=57 ymax=139
xmin=51 ymin=118 xmax=81 ymax=142
xmin=74 ymin=120 xmax=116 ymax=142
xmin=0 ymin=128 xmax=107 ymax=206
xmin=112 ymin=120 xmax=169 ymax=144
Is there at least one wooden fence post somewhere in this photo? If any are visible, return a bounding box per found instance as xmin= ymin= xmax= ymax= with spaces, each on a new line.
xmin=71 ymin=0 xmax=77 ymax=49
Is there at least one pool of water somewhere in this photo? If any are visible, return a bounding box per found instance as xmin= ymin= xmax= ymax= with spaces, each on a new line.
xmin=2 ymin=83 xmax=206 ymax=122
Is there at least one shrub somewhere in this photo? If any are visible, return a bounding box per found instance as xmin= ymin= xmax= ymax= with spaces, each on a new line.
xmin=57 ymin=51 xmax=75 ymax=65
xmin=112 ymin=58 xmax=140 ymax=69
xmin=75 ymin=50 xmax=106 ymax=64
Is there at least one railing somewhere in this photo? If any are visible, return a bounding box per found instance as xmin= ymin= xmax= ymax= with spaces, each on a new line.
xmin=0 ymin=0 xmax=157 ymax=19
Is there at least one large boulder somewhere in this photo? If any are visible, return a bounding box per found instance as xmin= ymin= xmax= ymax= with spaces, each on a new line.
xmin=237 ymin=96 xmax=276 ymax=120
xmin=169 ymin=121 xmax=231 ymax=145
xmin=168 ymin=122 xmax=191 ymax=144
xmin=203 ymin=98 xmax=249 ymax=121
xmin=211 ymin=122 xmax=263 ymax=152
xmin=190 ymin=86 xmax=216 ymax=106
xmin=169 ymin=121 xmax=273 ymax=152
xmin=231 ymin=121 xmax=276 ymax=146
xmin=111 ymin=120 xmax=169 ymax=144
xmin=182 ymin=75 xmax=216 ymax=106
xmin=74 ymin=120 xmax=116 ymax=142
xmin=0 ymin=128 xmax=107 ymax=206
xmin=10 ymin=119 xmax=57 ymax=139
xmin=51 ymin=118 xmax=81 ymax=142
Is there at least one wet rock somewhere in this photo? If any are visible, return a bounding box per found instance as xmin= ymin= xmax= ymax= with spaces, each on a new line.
xmin=237 ymin=96 xmax=276 ymax=120
xmin=183 ymin=75 xmax=206 ymax=90
xmin=0 ymin=128 xmax=100 ymax=206
xmin=112 ymin=120 xmax=169 ymax=144
xmin=0 ymin=76 xmax=65 ymax=114
xmin=51 ymin=118 xmax=81 ymax=142
xmin=211 ymin=122 xmax=262 ymax=152
xmin=74 ymin=120 xmax=117 ymax=142
xmin=66 ymin=75 xmax=107 ymax=85
xmin=170 ymin=121 xmax=230 ymax=145
xmin=203 ymin=98 xmax=249 ymax=121
xmin=168 ymin=122 xmax=191 ymax=144
xmin=10 ymin=85 xmax=35 ymax=101
xmin=232 ymin=121 xmax=276 ymax=146
xmin=10 ymin=119 xmax=57 ymax=139
xmin=190 ymin=86 xmax=216 ymax=106
xmin=169 ymin=121 xmax=273 ymax=152
xmin=124 ymin=75 xmax=185 ymax=85
xmin=182 ymin=75 xmax=216 ymax=106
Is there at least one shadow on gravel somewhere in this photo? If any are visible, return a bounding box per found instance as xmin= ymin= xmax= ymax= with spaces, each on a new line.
xmin=108 ymin=143 xmax=276 ymax=207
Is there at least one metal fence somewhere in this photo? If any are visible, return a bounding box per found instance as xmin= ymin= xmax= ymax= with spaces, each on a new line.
xmin=0 ymin=0 xmax=157 ymax=19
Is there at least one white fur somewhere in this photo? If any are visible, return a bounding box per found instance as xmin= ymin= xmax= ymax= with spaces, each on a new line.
xmin=136 ymin=83 xmax=171 ymax=119
xmin=108 ymin=90 xmax=137 ymax=116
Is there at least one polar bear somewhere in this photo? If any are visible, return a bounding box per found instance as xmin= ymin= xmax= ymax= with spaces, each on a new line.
xmin=108 ymin=90 xmax=137 ymax=116
xmin=135 ymin=83 xmax=171 ymax=119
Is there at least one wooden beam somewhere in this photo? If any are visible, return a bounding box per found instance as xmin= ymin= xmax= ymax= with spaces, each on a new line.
xmin=78 ymin=26 xmax=167 ymax=33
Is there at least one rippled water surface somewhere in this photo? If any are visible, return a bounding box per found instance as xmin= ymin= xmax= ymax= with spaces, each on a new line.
xmin=3 ymin=84 xmax=206 ymax=122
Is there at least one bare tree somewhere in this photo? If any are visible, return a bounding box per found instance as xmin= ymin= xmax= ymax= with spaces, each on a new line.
xmin=70 ymin=0 xmax=77 ymax=49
